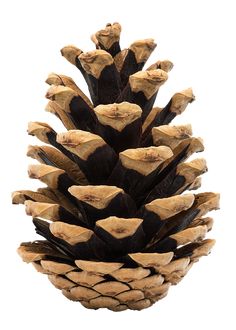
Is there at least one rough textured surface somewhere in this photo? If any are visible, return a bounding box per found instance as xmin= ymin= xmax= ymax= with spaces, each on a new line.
xmin=13 ymin=22 xmax=219 ymax=311
xmin=19 ymin=240 xmax=214 ymax=310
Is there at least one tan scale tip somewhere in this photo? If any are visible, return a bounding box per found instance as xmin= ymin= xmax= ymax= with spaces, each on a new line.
xmin=50 ymin=222 xmax=94 ymax=245
xmin=129 ymin=39 xmax=157 ymax=63
xmin=45 ymin=100 xmax=59 ymax=114
xmin=69 ymin=185 xmax=124 ymax=209
xmin=153 ymin=124 xmax=193 ymax=139
xmin=129 ymin=252 xmax=174 ymax=267
xmin=27 ymin=121 xmax=53 ymax=143
xmin=114 ymin=49 xmax=129 ymax=72
xmin=90 ymin=33 xmax=99 ymax=47
xmin=176 ymin=158 xmax=208 ymax=183
xmin=96 ymin=216 xmax=143 ymax=239
xmin=41 ymin=260 xmax=75 ymax=274
xmin=46 ymin=73 xmax=65 ymax=85
xmin=12 ymin=189 xmax=55 ymax=205
xmin=170 ymin=88 xmax=195 ymax=114
xmin=111 ymin=267 xmax=150 ymax=282
xmin=17 ymin=241 xmax=61 ymax=264
xmin=187 ymin=137 xmax=205 ymax=155
xmin=195 ymin=192 xmax=220 ymax=218
xmin=12 ymin=191 xmax=27 ymax=204
xmin=94 ymin=102 xmax=142 ymax=132
xmin=79 ymin=50 xmax=113 ymax=79
xmin=95 ymin=22 xmax=121 ymax=49
xmin=66 ymin=270 xmax=104 ymax=287
xmin=45 ymin=73 xmax=73 ymax=86
xmin=131 ymin=69 xmax=168 ymax=85
xmin=152 ymin=124 xmax=192 ymax=149
xmin=48 ymin=274 xmax=75 ymax=290
xmin=26 ymin=145 xmax=41 ymax=159
xmin=45 ymin=85 xmax=77 ymax=112
xmin=28 ymin=164 xmax=64 ymax=189
xmin=60 ymin=45 xmax=83 ymax=65
xmin=145 ymin=194 xmax=195 ymax=220
xmin=17 ymin=245 xmax=46 ymax=263
xmin=157 ymin=257 xmax=190 ymax=275
xmin=186 ymin=158 xmax=207 ymax=172
xmin=190 ymin=217 xmax=214 ymax=231
xmin=120 ymin=146 xmax=173 ymax=176
xmin=57 ymin=129 xmax=103 ymax=147
xmin=128 ymin=274 xmax=164 ymax=290
xmin=147 ymin=60 xmax=174 ymax=72
xmin=169 ymin=225 xmax=208 ymax=246
xmin=24 ymin=200 xmax=59 ymax=221
xmin=189 ymin=177 xmax=202 ymax=191
xmin=129 ymin=69 xmax=168 ymax=99
xmin=93 ymin=281 xmax=130 ymax=296
xmin=57 ymin=130 xmax=105 ymax=161
xmin=192 ymin=239 xmax=216 ymax=259
xmin=28 ymin=121 xmax=52 ymax=134
xmin=28 ymin=164 xmax=64 ymax=180
xmin=75 ymin=260 xmax=123 ymax=275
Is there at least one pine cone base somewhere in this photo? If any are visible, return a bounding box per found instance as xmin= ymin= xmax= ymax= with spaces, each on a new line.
xmin=18 ymin=238 xmax=214 ymax=310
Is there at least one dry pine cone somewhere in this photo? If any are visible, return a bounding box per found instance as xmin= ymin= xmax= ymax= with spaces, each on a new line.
xmin=13 ymin=22 xmax=220 ymax=311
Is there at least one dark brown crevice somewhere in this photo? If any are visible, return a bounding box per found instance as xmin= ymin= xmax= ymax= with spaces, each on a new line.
xmin=33 ymin=218 xmax=109 ymax=261
xmin=99 ymin=41 xmax=121 ymax=57
xmin=116 ymin=86 xmax=158 ymax=123
xmin=143 ymin=145 xmax=190 ymax=204
xmin=67 ymin=96 xmax=97 ymax=132
xmin=119 ymin=50 xmax=144 ymax=89
xmin=71 ymin=192 xmax=137 ymax=226
xmin=141 ymin=102 xmax=176 ymax=146
xmin=95 ymin=118 xmax=142 ymax=153
xmin=84 ymin=64 xmax=122 ymax=106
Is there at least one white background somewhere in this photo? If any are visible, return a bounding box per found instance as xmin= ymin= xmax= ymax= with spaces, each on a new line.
xmin=0 ymin=0 xmax=234 ymax=329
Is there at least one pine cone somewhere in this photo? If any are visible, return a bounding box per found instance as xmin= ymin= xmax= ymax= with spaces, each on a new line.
xmin=12 ymin=22 xmax=220 ymax=311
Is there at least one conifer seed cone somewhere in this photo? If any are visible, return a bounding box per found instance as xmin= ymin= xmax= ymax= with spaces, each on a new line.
xmin=13 ymin=22 xmax=219 ymax=311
